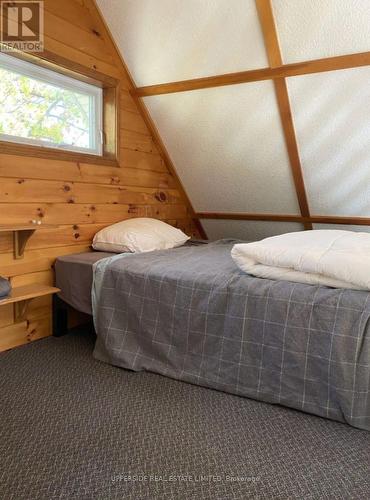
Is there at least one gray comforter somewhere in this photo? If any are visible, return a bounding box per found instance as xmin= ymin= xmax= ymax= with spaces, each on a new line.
xmin=0 ymin=277 xmax=11 ymax=298
xmin=93 ymin=240 xmax=370 ymax=431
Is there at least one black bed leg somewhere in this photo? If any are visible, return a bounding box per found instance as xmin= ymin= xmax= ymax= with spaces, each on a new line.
xmin=52 ymin=295 xmax=69 ymax=337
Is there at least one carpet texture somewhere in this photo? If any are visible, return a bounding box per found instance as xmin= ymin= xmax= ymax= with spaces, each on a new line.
xmin=0 ymin=327 xmax=369 ymax=500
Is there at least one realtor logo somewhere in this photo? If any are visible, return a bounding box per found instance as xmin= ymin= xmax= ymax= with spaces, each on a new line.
xmin=1 ymin=1 xmax=44 ymax=52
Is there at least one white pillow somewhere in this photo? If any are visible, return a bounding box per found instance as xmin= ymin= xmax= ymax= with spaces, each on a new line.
xmin=92 ymin=218 xmax=190 ymax=253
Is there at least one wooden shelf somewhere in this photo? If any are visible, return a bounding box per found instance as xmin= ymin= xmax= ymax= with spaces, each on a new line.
xmin=0 ymin=224 xmax=59 ymax=232
xmin=0 ymin=224 xmax=59 ymax=259
xmin=0 ymin=284 xmax=60 ymax=322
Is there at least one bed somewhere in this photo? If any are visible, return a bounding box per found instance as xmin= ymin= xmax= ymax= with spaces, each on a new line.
xmin=57 ymin=240 xmax=370 ymax=430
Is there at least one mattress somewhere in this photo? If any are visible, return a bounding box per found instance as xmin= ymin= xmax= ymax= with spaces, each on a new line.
xmin=55 ymin=241 xmax=207 ymax=315
xmin=55 ymin=252 xmax=115 ymax=315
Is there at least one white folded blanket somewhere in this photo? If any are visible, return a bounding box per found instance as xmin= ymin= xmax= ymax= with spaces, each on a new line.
xmin=231 ymin=230 xmax=370 ymax=290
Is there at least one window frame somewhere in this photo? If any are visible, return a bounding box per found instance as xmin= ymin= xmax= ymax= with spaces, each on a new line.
xmin=0 ymin=50 xmax=120 ymax=167
xmin=0 ymin=52 xmax=104 ymax=156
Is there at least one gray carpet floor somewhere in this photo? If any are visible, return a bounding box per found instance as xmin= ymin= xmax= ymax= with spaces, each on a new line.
xmin=0 ymin=326 xmax=369 ymax=500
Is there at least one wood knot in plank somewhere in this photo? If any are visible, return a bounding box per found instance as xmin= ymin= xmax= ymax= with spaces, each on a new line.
xmin=155 ymin=191 xmax=167 ymax=202
xmin=128 ymin=204 xmax=139 ymax=214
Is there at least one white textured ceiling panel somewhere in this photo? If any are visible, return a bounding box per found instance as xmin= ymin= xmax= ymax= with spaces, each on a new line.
xmin=273 ymin=0 xmax=370 ymax=63
xmin=96 ymin=0 xmax=268 ymax=86
xmin=287 ymin=66 xmax=370 ymax=217
xmin=144 ymin=82 xmax=300 ymax=214
xmin=313 ymin=224 xmax=370 ymax=233
xmin=202 ymin=220 xmax=303 ymax=242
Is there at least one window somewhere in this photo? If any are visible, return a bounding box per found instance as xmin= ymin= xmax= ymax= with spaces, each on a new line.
xmin=0 ymin=52 xmax=103 ymax=156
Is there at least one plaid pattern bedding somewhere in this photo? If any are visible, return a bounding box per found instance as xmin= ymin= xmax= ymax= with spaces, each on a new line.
xmin=93 ymin=240 xmax=370 ymax=431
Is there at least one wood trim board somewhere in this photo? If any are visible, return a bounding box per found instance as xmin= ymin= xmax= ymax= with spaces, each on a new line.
xmin=197 ymin=212 xmax=370 ymax=226
xmin=255 ymin=0 xmax=312 ymax=230
xmin=133 ymin=51 xmax=370 ymax=97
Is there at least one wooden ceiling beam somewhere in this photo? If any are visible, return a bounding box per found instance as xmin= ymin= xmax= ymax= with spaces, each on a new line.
xmin=197 ymin=212 xmax=303 ymax=222
xmin=255 ymin=0 xmax=282 ymax=67
xmin=133 ymin=51 xmax=370 ymax=97
xmin=255 ymin=0 xmax=312 ymax=230
xmin=197 ymin=212 xmax=370 ymax=226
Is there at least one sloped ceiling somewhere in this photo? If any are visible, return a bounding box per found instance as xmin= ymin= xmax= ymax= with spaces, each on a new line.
xmin=96 ymin=0 xmax=370 ymax=241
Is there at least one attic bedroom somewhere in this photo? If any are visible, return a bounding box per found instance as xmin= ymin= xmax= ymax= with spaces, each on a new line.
xmin=0 ymin=1 xmax=369 ymax=499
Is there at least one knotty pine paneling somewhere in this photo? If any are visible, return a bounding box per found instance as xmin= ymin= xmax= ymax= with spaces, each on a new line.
xmin=121 ymin=90 xmax=139 ymax=113
xmin=0 ymin=154 xmax=167 ymax=184
xmin=0 ymin=0 xmax=199 ymax=351
xmin=120 ymin=130 xmax=160 ymax=154
xmin=0 ymin=179 xmax=181 ymax=204
xmin=0 ymin=203 xmax=188 ymax=226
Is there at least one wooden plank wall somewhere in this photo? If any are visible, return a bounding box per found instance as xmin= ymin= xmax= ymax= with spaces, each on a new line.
xmin=0 ymin=0 xmax=200 ymax=351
